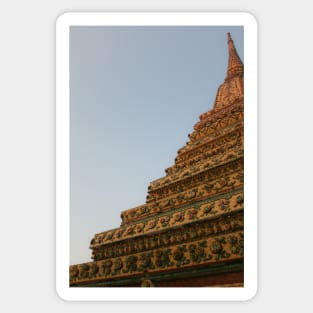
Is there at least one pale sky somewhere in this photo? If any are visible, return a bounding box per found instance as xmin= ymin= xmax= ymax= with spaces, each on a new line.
xmin=70 ymin=26 xmax=243 ymax=265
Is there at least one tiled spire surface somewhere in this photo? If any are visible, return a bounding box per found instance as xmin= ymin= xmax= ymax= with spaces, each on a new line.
xmin=226 ymin=32 xmax=244 ymax=81
xmin=212 ymin=32 xmax=244 ymax=111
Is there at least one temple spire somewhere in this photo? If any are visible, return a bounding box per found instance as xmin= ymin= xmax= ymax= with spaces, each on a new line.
xmin=208 ymin=32 xmax=244 ymax=111
xmin=225 ymin=32 xmax=244 ymax=81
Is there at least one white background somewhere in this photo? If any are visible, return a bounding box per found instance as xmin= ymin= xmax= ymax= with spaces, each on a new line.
xmin=1 ymin=0 xmax=312 ymax=311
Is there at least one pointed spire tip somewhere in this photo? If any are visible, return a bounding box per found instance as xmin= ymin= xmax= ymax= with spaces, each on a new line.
xmin=225 ymin=32 xmax=243 ymax=80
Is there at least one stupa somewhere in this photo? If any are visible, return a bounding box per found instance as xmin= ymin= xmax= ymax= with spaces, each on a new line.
xmin=70 ymin=32 xmax=244 ymax=287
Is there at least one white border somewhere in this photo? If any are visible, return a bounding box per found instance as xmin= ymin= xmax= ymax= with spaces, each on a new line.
xmin=56 ymin=12 xmax=258 ymax=301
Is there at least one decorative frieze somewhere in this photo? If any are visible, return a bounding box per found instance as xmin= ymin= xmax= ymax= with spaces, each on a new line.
xmin=149 ymin=144 xmax=243 ymax=195
xmin=91 ymin=210 xmax=243 ymax=261
xmin=92 ymin=190 xmax=243 ymax=248
xmin=165 ymin=127 xmax=243 ymax=173
xmin=189 ymin=107 xmax=243 ymax=144
xmin=194 ymin=101 xmax=243 ymax=129
xmin=70 ymin=230 xmax=244 ymax=284
xmin=120 ymin=157 xmax=243 ymax=225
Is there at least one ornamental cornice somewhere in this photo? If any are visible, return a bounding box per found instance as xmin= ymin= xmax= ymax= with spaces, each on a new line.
xmin=120 ymin=157 xmax=243 ymax=225
xmin=91 ymin=210 xmax=243 ymax=261
xmin=70 ymin=229 xmax=244 ymax=285
xmin=149 ymin=125 xmax=243 ymax=190
xmin=150 ymin=134 xmax=243 ymax=191
xmin=92 ymin=188 xmax=243 ymax=248
xmin=178 ymin=112 xmax=243 ymax=156
xmin=147 ymin=148 xmax=243 ymax=202
xmin=194 ymin=101 xmax=243 ymax=131
xmin=172 ymin=125 xmax=243 ymax=166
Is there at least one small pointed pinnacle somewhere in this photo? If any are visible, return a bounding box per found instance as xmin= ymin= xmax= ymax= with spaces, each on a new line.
xmin=226 ymin=32 xmax=244 ymax=80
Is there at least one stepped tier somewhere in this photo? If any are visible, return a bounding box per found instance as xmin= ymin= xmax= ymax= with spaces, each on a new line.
xmin=120 ymin=158 xmax=243 ymax=226
xmin=70 ymin=32 xmax=244 ymax=287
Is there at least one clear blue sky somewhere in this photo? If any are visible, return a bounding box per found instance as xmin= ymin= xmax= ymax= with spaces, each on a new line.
xmin=70 ymin=26 xmax=243 ymax=265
